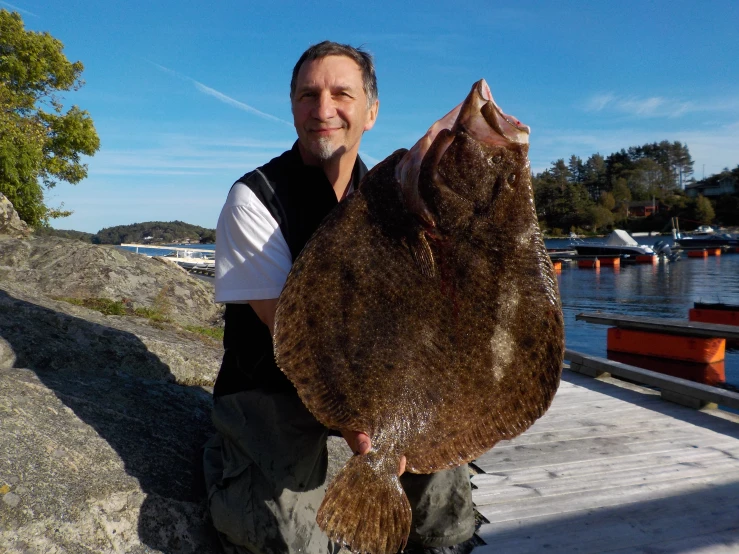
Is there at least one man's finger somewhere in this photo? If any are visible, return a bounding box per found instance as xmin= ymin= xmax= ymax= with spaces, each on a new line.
xmin=341 ymin=430 xmax=372 ymax=455
xmin=356 ymin=435 xmax=371 ymax=455
xmin=398 ymin=455 xmax=406 ymax=476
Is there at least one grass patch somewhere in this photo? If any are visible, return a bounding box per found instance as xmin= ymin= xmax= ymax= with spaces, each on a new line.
xmin=185 ymin=325 xmax=224 ymax=341
xmin=57 ymin=296 xmax=170 ymax=323
xmin=134 ymin=306 xmax=170 ymax=323
xmin=58 ymin=297 xmax=128 ymax=316
xmin=56 ymin=296 xmax=221 ymax=339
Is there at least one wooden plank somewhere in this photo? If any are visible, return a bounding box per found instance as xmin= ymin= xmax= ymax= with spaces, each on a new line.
xmin=574 ymin=311 xmax=739 ymax=339
xmin=567 ymin=351 xmax=739 ymax=409
xmin=488 ymin=419 xmax=703 ymax=449
xmin=476 ymin=472 xmax=738 ymax=522
xmin=473 ymin=443 xmax=739 ymax=488
xmin=474 ymin=435 xmax=739 ymax=473
xmin=473 ymin=458 xmax=739 ymax=503
xmin=475 ymin=484 xmax=739 ymax=553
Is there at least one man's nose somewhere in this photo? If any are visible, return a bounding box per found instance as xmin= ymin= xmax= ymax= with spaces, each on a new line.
xmin=313 ymin=91 xmax=337 ymax=120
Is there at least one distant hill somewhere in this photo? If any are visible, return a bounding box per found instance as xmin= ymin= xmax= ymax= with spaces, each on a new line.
xmin=93 ymin=221 xmax=216 ymax=245
xmin=34 ymin=227 xmax=95 ymax=242
xmin=37 ymin=221 xmax=216 ymax=245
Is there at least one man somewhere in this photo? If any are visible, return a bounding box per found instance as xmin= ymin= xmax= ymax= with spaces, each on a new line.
xmin=203 ymin=41 xmax=475 ymax=554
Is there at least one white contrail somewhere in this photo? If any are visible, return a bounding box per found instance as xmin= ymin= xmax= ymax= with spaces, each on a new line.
xmin=359 ymin=151 xmax=381 ymax=167
xmin=0 ymin=1 xmax=38 ymax=16
xmin=151 ymin=62 xmax=292 ymax=126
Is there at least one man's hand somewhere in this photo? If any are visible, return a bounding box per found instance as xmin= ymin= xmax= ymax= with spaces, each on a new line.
xmin=340 ymin=430 xmax=406 ymax=476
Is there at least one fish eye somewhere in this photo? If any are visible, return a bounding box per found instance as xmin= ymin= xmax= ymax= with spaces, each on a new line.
xmin=489 ymin=155 xmax=502 ymax=166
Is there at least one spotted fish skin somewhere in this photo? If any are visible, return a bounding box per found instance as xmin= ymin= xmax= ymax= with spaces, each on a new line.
xmin=274 ymin=80 xmax=564 ymax=554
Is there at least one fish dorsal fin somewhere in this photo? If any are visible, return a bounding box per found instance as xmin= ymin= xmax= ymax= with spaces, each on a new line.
xmin=407 ymin=230 xmax=437 ymax=278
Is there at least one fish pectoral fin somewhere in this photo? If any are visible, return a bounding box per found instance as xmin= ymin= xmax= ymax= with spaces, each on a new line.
xmin=406 ymin=231 xmax=437 ymax=279
xmin=317 ymin=451 xmax=411 ymax=554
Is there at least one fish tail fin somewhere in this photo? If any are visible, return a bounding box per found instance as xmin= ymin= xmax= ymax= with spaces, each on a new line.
xmin=317 ymin=451 xmax=411 ymax=554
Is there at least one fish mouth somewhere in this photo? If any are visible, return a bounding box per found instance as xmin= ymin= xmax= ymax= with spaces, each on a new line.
xmin=395 ymin=79 xmax=529 ymax=228
xmin=454 ymin=79 xmax=530 ymax=146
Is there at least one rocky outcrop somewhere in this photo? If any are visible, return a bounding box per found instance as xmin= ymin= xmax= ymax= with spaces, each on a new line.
xmin=0 ymin=283 xmax=222 ymax=386
xmin=0 ymin=235 xmax=220 ymax=329
xmin=0 ymin=194 xmax=30 ymax=238
xmin=0 ymin=199 xmax=224 ymax=552
xmin=0 ymin=198 xmax=353 ymax=553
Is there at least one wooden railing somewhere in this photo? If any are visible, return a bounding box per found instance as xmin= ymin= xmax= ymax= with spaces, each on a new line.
xmin=565 ymin=349 xmax=739 ymax=411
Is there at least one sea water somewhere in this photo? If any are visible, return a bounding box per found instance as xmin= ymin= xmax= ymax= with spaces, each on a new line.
xmin=118 ymin=243 xmax=215 ymax=257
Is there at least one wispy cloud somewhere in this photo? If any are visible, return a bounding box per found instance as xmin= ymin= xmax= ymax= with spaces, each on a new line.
xmin=584 ymin=93 xmax=693 ymax=118
xmin=0 ymin=1 xmax=37 ymax=16
xmin=584 ymin=93 xmax=739 ymax=119
xmin=150 ymin=62 xmax=293 ymax=126
xmin=86 ymin=131 xmax=291 ymax=178
xmin=359 ymin=150 xmax=382 ymax=167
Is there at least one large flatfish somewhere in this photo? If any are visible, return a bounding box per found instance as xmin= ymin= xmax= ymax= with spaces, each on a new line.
xmin=274 ymin=80 xmax=564 ymax=554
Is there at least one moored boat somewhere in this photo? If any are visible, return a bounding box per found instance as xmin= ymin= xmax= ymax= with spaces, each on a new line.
xmin=675 ymin=232 xmax=739 ymax=250
xmin=573 ymin=229 xmax=656 ymax=260
xmin=163 ymin=249 xmax=215 ymax=269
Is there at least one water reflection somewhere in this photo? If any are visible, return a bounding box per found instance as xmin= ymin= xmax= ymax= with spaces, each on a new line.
xmin=548 ymin=238 xmax=739 ymax=388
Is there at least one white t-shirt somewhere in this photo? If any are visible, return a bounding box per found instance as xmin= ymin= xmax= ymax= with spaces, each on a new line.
xmin=214 ymin=182 xmax=292 ymax=303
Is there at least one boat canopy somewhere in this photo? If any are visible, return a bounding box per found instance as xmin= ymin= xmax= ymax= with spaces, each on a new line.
xmin=605 ymin=229 xmax=638 ymax=247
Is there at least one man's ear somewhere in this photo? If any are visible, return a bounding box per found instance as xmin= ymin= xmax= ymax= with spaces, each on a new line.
xmin=364 ymin=99 xmax=379 ymax=132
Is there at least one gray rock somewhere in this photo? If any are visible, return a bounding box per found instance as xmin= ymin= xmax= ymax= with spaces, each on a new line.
xmin=0 ymin=364 xmax=353 ymax=554
xmin=0 ymin=366 xmax=221 ymax=554
xmin=0 ymin=283 xmax=222 ymax=386
xmin=0 ymin=196 xmax=353 ymax=552
xmin=0 ymin=194 xmax=30 ymax=239
xmin=0 ymin=235 xmax=221 ymax=329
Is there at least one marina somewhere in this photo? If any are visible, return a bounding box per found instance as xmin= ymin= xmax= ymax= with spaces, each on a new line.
xmin=550 ymin=235 xmax=739 ymax=390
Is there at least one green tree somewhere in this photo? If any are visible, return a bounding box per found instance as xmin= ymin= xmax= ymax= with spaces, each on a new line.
xmin=0 ymin=10 xmax=100 ymax=226
xmin=693 ymin=195 xmax=715 ymax=225
xmin=598 ymin=191 xmax=616 ymax=211
xmin=582 ymin=153 xmax=606 ymax=200
xmin=567 ymin=155 xmax=583 ymax=184
xmin=585 ymin=205 xmax=614 ymax=232
xmin=611 ymin=179 xmax=632 ymax=204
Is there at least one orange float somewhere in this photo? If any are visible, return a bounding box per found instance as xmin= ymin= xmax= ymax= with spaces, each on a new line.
xmin=578 ymin=258 xmax=600 ymax=269
xmin=606 ymin=327 xmax=725 ymax=363
xmin=687 ymin=250 xmax=708 ymax=258
xmin=599 ymin=257 xmax=620 ymax=266
xmin=689 ymin=307 xmax=739 ymax=327
xmin=636 ymin=254 xmax=657 ymax=263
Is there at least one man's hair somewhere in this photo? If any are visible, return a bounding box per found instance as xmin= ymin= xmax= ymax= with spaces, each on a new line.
xmin=290 ymin=41 xmax=378 ymax=107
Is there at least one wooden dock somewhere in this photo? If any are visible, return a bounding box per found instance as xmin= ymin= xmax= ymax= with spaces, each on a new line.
xmin=471 ymin=354 xmax=739 ymax=553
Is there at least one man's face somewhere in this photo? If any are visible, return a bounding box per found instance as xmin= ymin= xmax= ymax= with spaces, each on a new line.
xmin=292 ymin=55 xmax=378 ymax=165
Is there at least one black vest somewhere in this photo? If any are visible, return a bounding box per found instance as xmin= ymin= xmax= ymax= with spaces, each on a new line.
xmin=213 ymin=142 xmax=368 ymax=397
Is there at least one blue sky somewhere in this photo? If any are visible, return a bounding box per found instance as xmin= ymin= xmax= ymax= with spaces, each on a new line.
xmin=5 ymin=0 xmax=738 ymax=233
